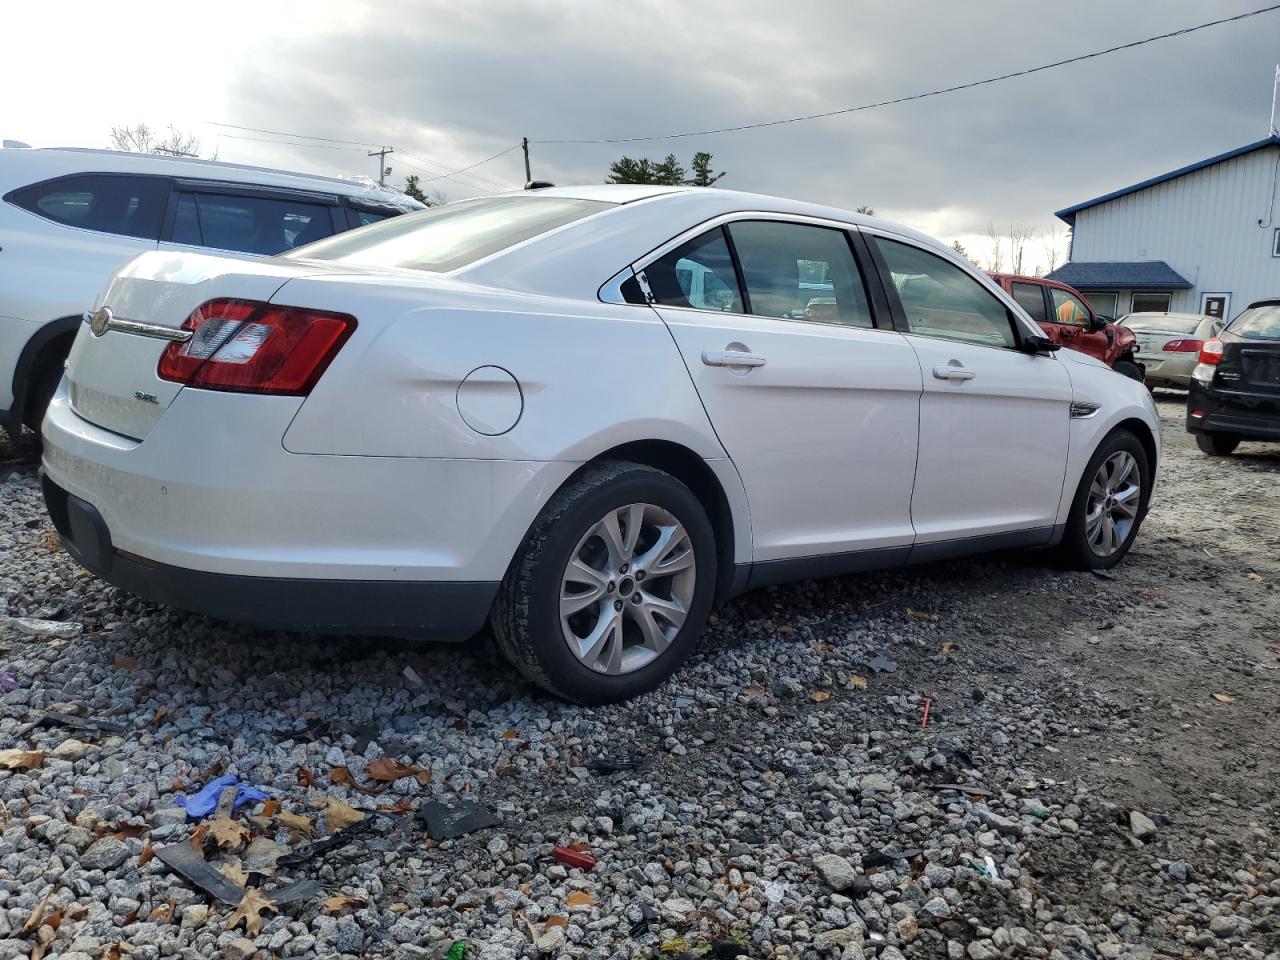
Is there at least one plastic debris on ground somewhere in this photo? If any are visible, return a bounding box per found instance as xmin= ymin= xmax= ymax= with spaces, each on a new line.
xmin=551 ymin=846 xmax=597 ymax=870
xmin=585 ymin=754 xmax=646 ymax=774
xmin=278 ymin=814 xmax=377 ymax=866
xmin=864 ymin=654 xmax=899 ymax=673
xmin=417 ymin=800 xmax=500 ymax=841
xmin=155 ymin=842 xmax=246 ymax=905
xmin=174 ymin=774 xmax=269 ymax=819
xmin=0 ymin=670 xmax=16 ymax=691
xmin=445 ymin=941 xmax=467 ymax=960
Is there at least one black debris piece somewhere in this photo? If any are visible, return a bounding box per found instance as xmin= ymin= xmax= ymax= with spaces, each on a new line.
xmin=277 ymin=815 xmax=378 ymax=867
xmin=418 ymin=800 xmax=501 ymax=841
xmin=270 ymin=878 xmax=322 ymax=905
xmin=863 ymin=846 xmax=923 ymax=868
xmin=712 ymin=938 xmax=746 ymax=958
xmin=629 ymin=901 xmax=659 ymax=938
xmin=14 ymin=709 xmax=128 ymax=739
xmin=864 ymin=655 xmax=899 ymax=674
xmin=585 ymin=755 xmax=647 ymax=774
xmin=930 ymin=782 xmax=992 ymax=796
xmin=352 ymin=722 xmax=381 ymax=754
xmin=155 ymin=842 xmax=246 ymax=905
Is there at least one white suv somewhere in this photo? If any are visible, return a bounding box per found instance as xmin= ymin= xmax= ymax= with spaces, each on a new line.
xmin=0 ymin=146 xmax=422 ymax=439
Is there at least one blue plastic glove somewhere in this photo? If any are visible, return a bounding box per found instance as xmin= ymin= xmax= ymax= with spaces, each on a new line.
xmin=174 ymin=774 xmax=269 ymax=819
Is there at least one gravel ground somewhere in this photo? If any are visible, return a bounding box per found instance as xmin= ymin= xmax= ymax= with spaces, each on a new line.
xmin=1 ymin=395 xmax=1277 ymax=960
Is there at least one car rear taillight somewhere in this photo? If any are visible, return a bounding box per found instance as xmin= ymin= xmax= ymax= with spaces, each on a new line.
xmin=1197 ymin=338 xmax=1224 ymax=366
xmin=158 ymin=298 xmax=356 ymax=395
xmin=1163 ymin=338 xmax=1203 ymax=353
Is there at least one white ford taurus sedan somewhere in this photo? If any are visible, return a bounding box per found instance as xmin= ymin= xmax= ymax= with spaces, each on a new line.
xmin=41 ymin=185 xmax=1159 ymax=703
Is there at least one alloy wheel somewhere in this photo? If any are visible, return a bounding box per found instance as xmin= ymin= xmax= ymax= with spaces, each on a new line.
xmin=1085 ymin=451 xmax=1141 ymax=557
xmin=559 ymin=503 xmax=697 ymax=675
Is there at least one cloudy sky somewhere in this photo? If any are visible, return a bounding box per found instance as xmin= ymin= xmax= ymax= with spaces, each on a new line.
xmin=5 ymin=0 xmax=1278 ymax=270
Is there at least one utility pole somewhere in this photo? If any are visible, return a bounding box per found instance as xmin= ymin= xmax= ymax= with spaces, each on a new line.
xmin=522 ymin=137 xmax=531 ymax=184
xmin=1269 ymin=64 xmax=1279 ymax=137
xmin=368 ymin=146 xmax=394 ymax=186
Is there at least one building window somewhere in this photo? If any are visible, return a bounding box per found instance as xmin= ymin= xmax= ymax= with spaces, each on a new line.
xmin=1130 ymin=292 xmax=1172 ymax=313
xmin=1083 ymin=291 xmax=1118 ymax=317
xmin=1273 ymin=227 xmax=1280 ymax=257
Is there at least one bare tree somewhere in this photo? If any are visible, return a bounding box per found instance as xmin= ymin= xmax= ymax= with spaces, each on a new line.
xmin=855 ymin=205 xmax=876 ymax=216
xmin=982 ymin=222 xmax=1004 ymax=273
xmin=1041 ymin=227 xmax=1069 ymax=275
xmin=110 ymin=123 xmax=208 ymax=158
xmin=1007 ymin=222 xmax=1036 ymax=276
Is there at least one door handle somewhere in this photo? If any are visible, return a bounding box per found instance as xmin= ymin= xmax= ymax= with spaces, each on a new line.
xmin=932 ymin=364 xmax=975 ymax=382
xmin=702 ymin=349 xmax=767 ymax=368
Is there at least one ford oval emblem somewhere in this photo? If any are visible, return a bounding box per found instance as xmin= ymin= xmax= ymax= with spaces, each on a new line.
xmin=90 ymin=306 xmax=113 ymax=337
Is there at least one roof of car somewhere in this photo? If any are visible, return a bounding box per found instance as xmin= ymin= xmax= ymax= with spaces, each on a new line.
xmin=0 ymin=146 xmax=424 ymax=210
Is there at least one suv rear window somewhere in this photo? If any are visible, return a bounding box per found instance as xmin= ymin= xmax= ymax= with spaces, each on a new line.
xmin=9 ymin=173 xmax=167 ymax=240
xmin=287 ymin=196 xmax=613 ymax=272
xmin=1229 ymin=303 xmax=1280 ymax=340
xmin=172 ymin=192 xmax=336 ymax=255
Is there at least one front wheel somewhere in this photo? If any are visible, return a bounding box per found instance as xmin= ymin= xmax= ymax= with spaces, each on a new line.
xmin=1195 ymin=432 xmax=1239 ymax=456
xmin=1113 ymin=359 xmax=1144 ymax=383
xmin=491 ymin=461 xmax=717 ymax=704
xmin=1060 ymin=430 xmax=1150 ymax=570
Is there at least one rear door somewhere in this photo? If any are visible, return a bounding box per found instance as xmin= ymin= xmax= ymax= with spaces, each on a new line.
xmin=867 ymin=234 xmax=1071 ymax=545
xmin=642 ymin=217 xmax=922 ymax=568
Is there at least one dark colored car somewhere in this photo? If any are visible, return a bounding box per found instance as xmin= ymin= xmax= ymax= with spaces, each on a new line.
xmin=1187 ymin=299 xmax=1280 ymax=455
xmin=990 ymin=273 xmax=1143 ymax=381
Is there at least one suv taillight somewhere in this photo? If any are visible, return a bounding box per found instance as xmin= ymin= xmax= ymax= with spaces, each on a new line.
xmin=158 ymin=298 xmax=356 ymax=395
xmin=1197 ymin=338 xmax=1224 ymax=366
xmin=1163 ymin=338 xmax=1202 ymax=353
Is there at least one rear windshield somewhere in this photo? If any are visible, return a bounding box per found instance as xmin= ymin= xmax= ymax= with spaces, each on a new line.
xmin=1121 ymin=315 xmax=1201 ymax=334
xmin=285 ymin=195 xmax=613 ymax=272
xmin=1228 ymin=303 xmax=1280 ymax=340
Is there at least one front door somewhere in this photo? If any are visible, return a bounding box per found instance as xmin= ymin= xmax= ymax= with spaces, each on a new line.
xmin=869 ymin=236 xmax=1072 ymax=544
xmin=640 ymin=219 xmax=923 ymax=566
xmin=1048 ymin=286 xmax=1109 ymax=362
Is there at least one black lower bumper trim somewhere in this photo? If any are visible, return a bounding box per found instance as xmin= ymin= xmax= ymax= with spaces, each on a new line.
xmin=41 ymin=475 xmax=498 ymax=640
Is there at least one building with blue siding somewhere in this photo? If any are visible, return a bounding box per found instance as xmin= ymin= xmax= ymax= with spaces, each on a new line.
xmin=1048 ymin=136 xmax=1280 ymax=322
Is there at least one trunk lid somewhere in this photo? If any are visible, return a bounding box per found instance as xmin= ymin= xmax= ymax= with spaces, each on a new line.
xmin=64 ymin=251 xmax=360 ymax=439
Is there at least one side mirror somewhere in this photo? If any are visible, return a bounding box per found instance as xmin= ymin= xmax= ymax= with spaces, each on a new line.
xmin=1089 ymin=315 xmax=1110 ymax=332
xmin=1021 ymin=334 xmax=1060 ymax=354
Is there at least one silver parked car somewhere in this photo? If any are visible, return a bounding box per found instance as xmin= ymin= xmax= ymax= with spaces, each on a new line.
xmin=1119 ymin=312 xmax=1224 ymax=388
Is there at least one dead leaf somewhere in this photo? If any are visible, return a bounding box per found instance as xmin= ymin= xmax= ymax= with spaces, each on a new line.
xmin=566 ymin=890 xmax=596 ymax=908
xmin=228 ymin=888 xmax=277 ymax=936
xmin=1246 ymin=572 xmax=1264 ymax=582
xmin=152 ymin=705 xmax=168 ymax=724
xmin=187 ymin=822 xmax=210 ymax=851
xmin=150 ymin=900 xmax=175 ymax=922
xmin=544 ymin=915 xmax=568 ymax=929
xmin=740 ymin=685 xmax=767 ymax=701
xmin=113 ymin=655 xmax=140 ymax=670
xmin=568 ymin=840 xmax=592 ymax=852
xmin=44 ymin=907 xmax=64 ymax=932
xmin=906 ymin=608 xmax=932 ymax=619
xmin=849 ymin=675 xmax=868 ymax=690
xmin=137 ymin=843 xmax=155 ymax=867
xmin=0 ymin=749 xmax=47 ymax=771
xmin=220 ymin=859 xmax=248 ymax=887
xmin=208 ymin=814 xmax=249 ymax=850
xmin=40 ymin=530 xmax=61 ymax=552
xmin=1212 ymin=693 xmax=1235 ymax=703
xmin=941 ymin=642 xmax=958 ymax=654
xmin=297 ymin=767 xmax=317 ymax=789
xmin=376 ymin=797 xmax=414 ymax=815
xmin=101 ymin=945 xmax=125 ymax=960
xmin=322 ymin=895 xmax=367 ymax=914
xmin=313 ymin=796 xmax=365 ymax=833
xmin=20 ymin=886 xmax=53 ymax=935
xmin=260 ymin=799 xmax=280 ymax=817
xmin=388 ymin=902 xmax=410 ymax=912
xmin=277 ymin=811 xmax=316 ymax=836
xmin=109 ymin=822 xmax=150 ymax=840
xmin=809 ymin=691 xmax=831 ymax=703
xmin=365 ymin=757 xmax=425 ymax=783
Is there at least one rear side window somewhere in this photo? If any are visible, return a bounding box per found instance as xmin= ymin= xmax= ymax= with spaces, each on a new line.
xmin=1010 ymin=282 xmax=1047 ymax=323
xmin=289 ymin=196 xmax=613 ymax=272
xmin=171 ymin=192 xmax=336 ymax=255
xmin=728 ymin=220 xmax=872 ymax=327
xmin=350 ymin=206 xmax=397 ymax=227
xmin=645 ymin=228 xmax=743 ymax=313
xmin=9 ymin=174 xmax=167 ymax=240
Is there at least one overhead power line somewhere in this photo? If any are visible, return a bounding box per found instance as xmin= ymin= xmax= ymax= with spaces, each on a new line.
xmin=204 ymin=121 xmax=383 ymax=148
xmin=403 ymin=144 xmax=523 ymax=183
xmin=534 ymin=3 xmax=1280 ymax=144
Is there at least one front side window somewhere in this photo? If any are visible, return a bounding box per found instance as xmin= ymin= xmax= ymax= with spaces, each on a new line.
xmin=173 ymin=192 xmax=335 ymax=255
xmin=645 ymin=227 xmax=743 ymax=312
xmin=874 ymin=238 xmax=1017 ymax=348
xmin=288 ymin=196 xmax=612 ymax=272
xmin=1050 ymin=288 xmax=1093 ymax=327
xmin=1130 ymin=292 xmax=1172 ymax=313
xmin=10 ymin=174 xmax=167 ymax=240
xmin=1011 ymin=282 xmax=1047 ymax=322
xmin=727 ymin=220 xmax=872 ymax=327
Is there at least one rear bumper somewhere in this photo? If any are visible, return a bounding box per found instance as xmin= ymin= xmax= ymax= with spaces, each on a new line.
xmin=42 ymin=473 xmax=498 ymax=639
xmin=1186 ymin=381 xmax=1280 ymax=441
xmin=1139 ymin=354 xmax=1196 ymax=387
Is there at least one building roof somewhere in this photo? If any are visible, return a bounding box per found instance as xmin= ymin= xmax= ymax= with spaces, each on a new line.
xmin=1046 ymin=261 xmax=1192 ymax=290
xmin=1054 ymin=135 xmax=1280 ymax=226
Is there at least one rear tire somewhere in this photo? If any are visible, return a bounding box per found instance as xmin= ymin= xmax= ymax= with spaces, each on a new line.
xmin=491 ymin=461 xmax=717 ymax=705
xmin=22 ymin=363 xmax=62 ymax=432
xmin=1114 ymin=359 xmax=1144 ymax=383
xmin=1195 ymin=432 xmax=1239 ymax=456
xmin=1060 ymin=429 xmax=1150 ymax=570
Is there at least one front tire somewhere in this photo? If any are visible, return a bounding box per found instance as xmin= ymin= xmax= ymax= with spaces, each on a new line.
xmin=1114 ymin=359 xmax=1144 ymax=383
xmin=22 ymin=363 xmax=62 ymax=432
xmin=491 ymin=461 xmax=717 ymax=704
xmin=1195 ymin=432 xmax=1239 ymax=456
xmin=1060 ymin=430 xmax=1150 ymax=570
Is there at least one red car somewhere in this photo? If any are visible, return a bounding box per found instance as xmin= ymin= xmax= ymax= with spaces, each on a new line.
xmin=990 ymin=274 xmax=1143 ymax=381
